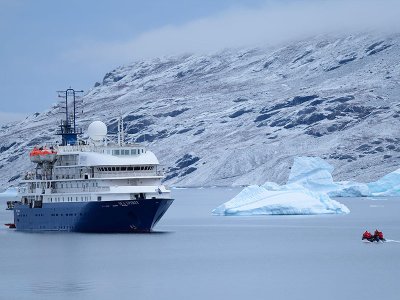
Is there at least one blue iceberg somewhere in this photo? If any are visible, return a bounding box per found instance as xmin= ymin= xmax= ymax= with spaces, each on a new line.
xmin=0 ymin=187 xmax=18 ymax=197
xmin=287 ymin=156 xmax=337 ymax=192
xmin=213 ymin=156 xmax=400 ymax=216
xmin=213 ymin=165 xmax=350 ymax=216
xmin=0 ymin=187 xmax=18 ymax=204
xmin=287 ymin=157 xmax=370 ymax=197
xmin=367 ymin=169 xmax=400 ymax=196
xmin=288 ymin=156 xmax=400 ymax=197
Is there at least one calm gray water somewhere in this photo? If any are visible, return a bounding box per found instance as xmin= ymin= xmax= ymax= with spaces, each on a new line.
xmin=0 ymin=188 xmax=399 ymax=300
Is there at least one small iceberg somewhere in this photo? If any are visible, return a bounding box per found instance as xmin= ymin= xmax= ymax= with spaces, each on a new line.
xmin=212 ymin=182 xmax=350 ymax=216
xmin=0 ymin=187 xmax=18 ymax=198
xmin=0 ymin=187 xmax=18 ymax=204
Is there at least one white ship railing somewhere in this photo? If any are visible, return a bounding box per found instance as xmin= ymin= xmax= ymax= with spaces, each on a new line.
xmin=93 ymin=171 xmax=163 ymax=178
xmin=50 ymin=186 xmax=111 ymax=193
xmin=59 ymin=144 xmax=143 ymax=153
xmin=22 ymin=170 xmax=164 ymax=182
xmin=20 ymin=186 xmax=111 ymax=195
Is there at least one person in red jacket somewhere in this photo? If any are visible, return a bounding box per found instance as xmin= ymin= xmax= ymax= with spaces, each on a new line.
xmin=362 ymin=230 xmax=373 ymax=241
xmin=374 ymin=229 xmax=385 ymax=241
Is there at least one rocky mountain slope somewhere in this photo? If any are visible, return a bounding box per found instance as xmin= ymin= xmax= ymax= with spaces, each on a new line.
xmin=1 ymin=33 xmax=400 ymax=188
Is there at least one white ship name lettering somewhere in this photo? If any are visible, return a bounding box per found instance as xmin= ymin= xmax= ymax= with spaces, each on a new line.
xmin=118 ymin=201 xmax=139 ymax=206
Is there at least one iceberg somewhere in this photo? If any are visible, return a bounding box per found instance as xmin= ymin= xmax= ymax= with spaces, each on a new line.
xmin=367 ymin=169 xmax=400 ymax=196
xmin=287 ymin=156 xmax=337 ymax=192
xmin=287 ymin=157 xmax=371 ymax=197
xmin=0 ymin=187 xmax=18 ymax=198
xmin=0 ymin=187 xmax=18 ymax=204
xmin=212 ymin=183 xmax=350 ymax=216
xmin=213 ymin=155 xmax=400 ymax=216
xmin=288 ymin=156 xmax=400 ymax=197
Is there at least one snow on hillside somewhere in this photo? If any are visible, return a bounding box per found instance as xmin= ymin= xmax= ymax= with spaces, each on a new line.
xmin=1 ymin=33 xmax=400 ymax=189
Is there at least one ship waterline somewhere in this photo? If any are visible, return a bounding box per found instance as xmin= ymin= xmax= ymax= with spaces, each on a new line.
xmin=13 ymin=198 xmax=173 ymax=233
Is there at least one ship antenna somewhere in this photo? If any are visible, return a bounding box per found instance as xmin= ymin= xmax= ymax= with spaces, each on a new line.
xmin=56 ymin=88 xmax=84 ymax=146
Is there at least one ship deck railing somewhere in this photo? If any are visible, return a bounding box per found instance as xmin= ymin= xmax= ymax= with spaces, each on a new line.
xmin=49 ymin=186 xmax=111 ymax=193
xmin=93 ymin=170 xmax=164 ymax=178
xmin=58 ymin=144 xmax=143 ymax=153
xmin=22 ymin=170 xmax=164 ymax=182
xmin=22 ymin=186 xmax=111 ymax=195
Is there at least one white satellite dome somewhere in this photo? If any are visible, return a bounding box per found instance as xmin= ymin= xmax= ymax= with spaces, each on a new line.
xmin=87 ymin=121 xmax=107 ymax=141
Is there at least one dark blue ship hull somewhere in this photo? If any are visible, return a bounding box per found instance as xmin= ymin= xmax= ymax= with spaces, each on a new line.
xmin=13 ymin=198 xmax=173 ymax=233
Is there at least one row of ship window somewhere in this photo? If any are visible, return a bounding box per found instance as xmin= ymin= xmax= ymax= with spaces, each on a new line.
xmin=57 ymin=182 xmax=98 ymax=188
xmin=109 ymin=149 xmax=144 ymax=156
xmin=32 ymin=182 xmax=99 ymax=188
xmin=97 ymin=166 xmax=154 ymax=171
xmin=49 ymin=196 xmax=91 ymax=202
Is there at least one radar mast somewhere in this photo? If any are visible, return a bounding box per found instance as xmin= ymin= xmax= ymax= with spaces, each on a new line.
xmin=56 ymin=88 xmax=83 ymax=146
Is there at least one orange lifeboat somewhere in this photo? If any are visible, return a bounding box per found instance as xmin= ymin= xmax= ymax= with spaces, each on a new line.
xmin=29 ymin=147 xmax=57 ymax=163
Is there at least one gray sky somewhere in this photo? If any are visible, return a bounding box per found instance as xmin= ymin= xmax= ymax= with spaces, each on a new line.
xmin=1 ymin=0 xmax=399 ymax=123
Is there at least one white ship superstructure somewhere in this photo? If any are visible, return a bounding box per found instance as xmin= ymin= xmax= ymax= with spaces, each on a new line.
xmin=22 ymin=142 xmax=170 ymax=206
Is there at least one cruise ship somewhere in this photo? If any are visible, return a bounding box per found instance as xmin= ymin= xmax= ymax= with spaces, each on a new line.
xmin=6 ymin=88 xmax=173 ymax=232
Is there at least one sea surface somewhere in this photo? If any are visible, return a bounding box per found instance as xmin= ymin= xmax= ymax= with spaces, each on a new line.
xmin=0 ymin=187 xmax=399 ymax=300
